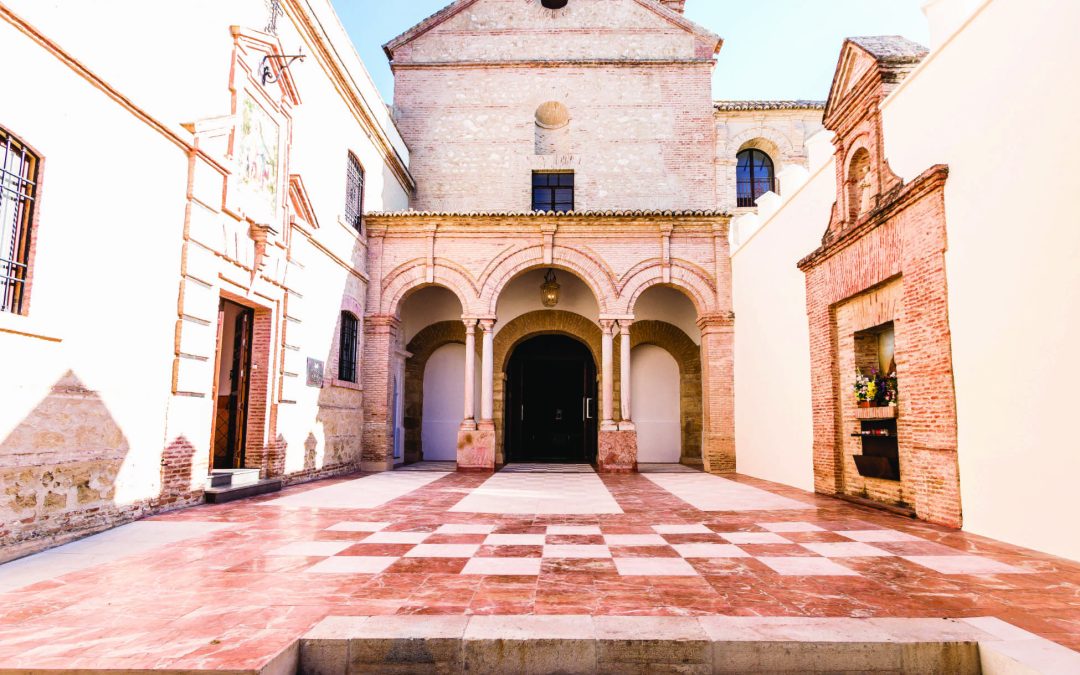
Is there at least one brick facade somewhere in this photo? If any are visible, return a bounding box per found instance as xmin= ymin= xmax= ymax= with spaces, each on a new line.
xmin=799 ymin=38 xmax=961 ymax=527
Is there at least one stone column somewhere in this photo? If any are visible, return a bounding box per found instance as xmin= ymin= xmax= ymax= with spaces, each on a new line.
xmin=462 ymin=319 xmax=477 ymax=430
xmin=598 ymin=318 xmax=636 ymax=473
xmin=480 ymin=319 xmax=495 ymax=422
xmin=600 ymin=319 xmax=616 ymax=431
xmin=698 ymin=312 xmax=736 ymax=473
xmin=618 ymin=319 xmax=634 ymax=429
xmin=458 ymin=318 xmax=496 ymax=472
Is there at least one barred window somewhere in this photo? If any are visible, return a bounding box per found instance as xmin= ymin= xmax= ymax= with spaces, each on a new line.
xmin=345 ymin=153 xmax=364 ymax=232
xmin=1 ymin=130 xmax=38 ymax=315
xmin=338 ymin=311 xmax=359 ymax=383
xmin=736 ymin=149 xmax=776 ymax=208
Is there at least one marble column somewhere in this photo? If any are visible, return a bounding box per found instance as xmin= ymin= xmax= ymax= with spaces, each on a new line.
xmin=462 ymin=318 xmax=477 ymax=430
xmin=479 ymin=319 xmax=495 ymax=422
xmin=618 ymin=319 xmax=634 ymax=429
xmin=600 ymin=319 xmax=616 ymax=430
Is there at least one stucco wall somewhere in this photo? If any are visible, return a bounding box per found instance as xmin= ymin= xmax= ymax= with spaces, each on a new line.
xmin=730 ymin=159 xmax=836 ymax=493
xmin=880 ymin=0 xmax=1080 ymax=561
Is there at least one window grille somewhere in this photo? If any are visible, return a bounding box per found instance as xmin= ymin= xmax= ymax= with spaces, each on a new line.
xmin=532 ymin=172 xmax=574 ymax=212
xmin=736 ymin=149 xmax=777 ymax=208
xmin=339 ymin=312 xmax=359 ymax=382
xmin=0 ymin=131 xmax=37 ymax=315
xmin=345 ymin=153 xmax=364 ymax=232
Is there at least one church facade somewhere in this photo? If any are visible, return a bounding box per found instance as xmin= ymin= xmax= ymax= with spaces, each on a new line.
xmin=10 ymin=0 xmax=1073 ymax=566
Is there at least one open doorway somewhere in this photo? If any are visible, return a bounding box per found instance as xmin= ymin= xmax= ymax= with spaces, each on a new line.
xmin=505 ymin=334 xmax=597 ymax=463
xmin=211 ymin=299 xmax=254 ymax=470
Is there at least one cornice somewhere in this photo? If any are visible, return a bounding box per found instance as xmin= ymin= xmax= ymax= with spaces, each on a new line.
xmin=798 ymin=164 xmax=948 ymax=271
xmin=391 ymin=58 xmax=715 ymax=71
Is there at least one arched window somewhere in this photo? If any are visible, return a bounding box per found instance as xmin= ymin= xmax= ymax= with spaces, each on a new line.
xmin=1 ymin=128 xmax=39 ymax=315
xmin=345 ymin=153 xmax=364 ymax=233
xmin=338 ymin=311 xmax=359 ymax=382
xmin=736 ymin=149 xmax=776 ymax=208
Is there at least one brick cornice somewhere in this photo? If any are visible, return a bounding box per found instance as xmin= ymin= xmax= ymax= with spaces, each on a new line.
xmin=798 ymin=164 xmax=949 ymax=272
xmin=391 ymin=59 xmax=716 ymax=70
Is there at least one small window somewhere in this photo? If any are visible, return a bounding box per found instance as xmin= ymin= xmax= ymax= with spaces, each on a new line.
xmin=338 ymin=312 xmax=359 ymax=383
xmin=736 ymin=149 xmax=776 ymax=208
xmin=345 ymin=153 xmax=364 ymax=232
xmin=541 ymin=0 xmax=569 ymax=8
xmin=532 ymin=172 xmax=574 ymax=212
xmin=0 ymin=129 xmax=38 ymax=315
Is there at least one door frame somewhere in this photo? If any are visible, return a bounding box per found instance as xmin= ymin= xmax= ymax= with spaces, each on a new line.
xmin=209 ymin=297 xmax=257 ymax=472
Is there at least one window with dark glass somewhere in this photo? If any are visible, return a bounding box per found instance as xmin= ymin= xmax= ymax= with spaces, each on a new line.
xmin=338 ymin=312 xmax=359 ymax=382
xmin=532 ymin=172 xmax=574 ymax=212
xmin=1 ymin=129 xmax=38 ymax=315
xmin=345 ymin=153 xmax=364 ymax=232
xmin=736 ymin=149 xmax=776 ymax=208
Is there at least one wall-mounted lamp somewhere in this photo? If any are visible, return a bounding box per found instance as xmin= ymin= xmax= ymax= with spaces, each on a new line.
xmin=541 ymin=269 xmax=561 ymax=308
xmin=260 ymin=50 xmax=306 ymax=86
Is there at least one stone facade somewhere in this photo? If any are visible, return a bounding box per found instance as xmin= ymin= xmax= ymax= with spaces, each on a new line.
xmin=798 ymin=37 xmax=961 ymax=527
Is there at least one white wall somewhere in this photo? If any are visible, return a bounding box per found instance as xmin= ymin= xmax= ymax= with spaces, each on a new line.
xmin=730 ymin=155 xmax=837 ymax=493
xmin=631 ymin=345 xmax=681 ymax=463
xmin=402 ymin=286 xmax=464 ymax=343
xmin=881 ymin=0 xmax=1080 ymax=561
xmin=421 ymin=344 xmax=466 ymax=461
xmin=634 ymin=286 xmax=701 ymax=343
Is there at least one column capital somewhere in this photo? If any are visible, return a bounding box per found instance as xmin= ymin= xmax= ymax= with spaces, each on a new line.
xmin=697 ymin=311 xmax=735 ymax=330
xmin=365 ymin=314 xmax=401 ymax=330
xmin=599 ymin=319 xmax=617 ymax=335
xmin=462 ymin=317 xmax=478 ymax=333
xmin=617 ymin=318 xmax=634 ymax=334
xmin=478 ymin=318 xmax=496 ymax=332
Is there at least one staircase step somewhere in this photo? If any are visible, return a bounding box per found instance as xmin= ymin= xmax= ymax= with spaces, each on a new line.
xmin=204 ymin=478 xmax=282 ymax=504
xmin=206 ymin=472 xmax=232 ymax=488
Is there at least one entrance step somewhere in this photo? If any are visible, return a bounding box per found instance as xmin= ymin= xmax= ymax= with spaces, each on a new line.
xmin=300 ymin=615 xmax=1080 ymax=674
xmin=205 ymin=468 xmax=263 ymax=490
xmin=204 ymin=478 xmax=282 ymax=504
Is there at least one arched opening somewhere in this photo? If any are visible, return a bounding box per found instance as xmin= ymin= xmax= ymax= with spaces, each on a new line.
xmin=505 ymin=334 xmax=597 ymax=463
xmin=422 ymin=343 xmax=468 ymax=461
xmin=632 ymin=285 xmax=703 ymax=465
xmin=736 ymin=148 xmax=776 ymax=207
xmin=847 ymin=147 xmax=873 ymax=220
xmin=631 ymin=345 xmax=681 ymax=462
xmin=400 ymin=286 xmax=465 ymax=464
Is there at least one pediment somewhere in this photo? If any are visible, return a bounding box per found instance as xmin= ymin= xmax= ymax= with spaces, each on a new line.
xmin=288 ymin=175 xmax=319 ymax=231
xmin=824 ymin=36 xmax=928 ymax=128
xmin=383 ymin=0 xmax=720 ymax=64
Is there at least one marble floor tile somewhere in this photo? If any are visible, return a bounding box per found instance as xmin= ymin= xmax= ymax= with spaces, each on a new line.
xmin=757 ymin=556 xmax=861 ymax=576
xmin=306 ymin=556 xmax=398 ymax=574
xmin=462 ymin=557 xmax=543 ymax=576
xmin=672 ymin=543 xmax=751 ymax=558
xmin=614 ymin=557 xmax=699 ymax=576
xmin=903 ymin=555 xmax=1030 ymax=575
xmin=800 ymin=542 xmax=894 ymax=557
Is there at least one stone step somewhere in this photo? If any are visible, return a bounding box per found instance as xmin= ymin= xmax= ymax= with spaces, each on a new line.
xmin=299 ymin=615 xmax=1080 ymax=674
xmin=203 ymin=478 xmax=282 ymax=504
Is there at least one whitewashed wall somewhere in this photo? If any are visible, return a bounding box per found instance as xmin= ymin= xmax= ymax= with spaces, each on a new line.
xmin=631 ymin=345 xmax=681 ymax=462
xmin=881 ymin=0 xmax=1080 ymax=561
xmin=730 ymin=156 xmax=836 ymax=492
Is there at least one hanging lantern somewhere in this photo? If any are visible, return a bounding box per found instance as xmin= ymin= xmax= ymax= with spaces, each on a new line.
xmin=540 ymin=269 xmax=560 ymax=308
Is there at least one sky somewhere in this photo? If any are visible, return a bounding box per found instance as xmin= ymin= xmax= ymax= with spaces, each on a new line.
xmin=331 ymin=0 xmax=930 ymax=104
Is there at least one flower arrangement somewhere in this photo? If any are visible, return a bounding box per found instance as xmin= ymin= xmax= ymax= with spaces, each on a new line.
xmin=854 ymin=368 xmax=898 ymax=407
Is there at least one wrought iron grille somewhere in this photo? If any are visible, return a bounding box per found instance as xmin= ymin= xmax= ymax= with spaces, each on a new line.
xmin=1 ymin=131 xmax=37 ymax=315
xmin=339 ymin=312 xmax=359 ymax=383
xmin=736 ymin=149 xmax=777 ymax=208
xmin=345 ymin=154 xmax=364 ymax=232
xmin=532 ymin=172 xmax=574 ymax=212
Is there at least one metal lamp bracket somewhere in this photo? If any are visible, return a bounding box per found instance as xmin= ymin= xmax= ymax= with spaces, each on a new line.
xmin=260 ymin=51 xmax=305 ymax=86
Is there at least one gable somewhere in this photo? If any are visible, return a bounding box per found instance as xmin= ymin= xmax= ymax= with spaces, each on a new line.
xmin=824 ymin=42 xmax=877 ymax=127
xmin=824 ymin=37 xmax=928 ymax=128
xmin=384 ymin=0 xmax=720 ymax=64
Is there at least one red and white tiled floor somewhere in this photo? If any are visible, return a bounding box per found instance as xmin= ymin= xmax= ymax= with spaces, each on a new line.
xmin=1 ymin=465 xmax=1078 ymax=671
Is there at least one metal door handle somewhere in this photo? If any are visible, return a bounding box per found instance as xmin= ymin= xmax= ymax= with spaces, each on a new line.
xmin=584 ymin=397 xmax=594 ymax=420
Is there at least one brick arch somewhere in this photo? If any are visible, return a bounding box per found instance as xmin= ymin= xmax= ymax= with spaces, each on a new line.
xmin=491 ymin=310 xmax=617 ymax=463
xmin=382 ymin=261 xmax=476 ymax=317
xmin=480 ymin=245 xmax=617 ymax=315
xmin=726 ymin=126 xmax=795 ymax=159
xmin=618 ymin=267 xmax=715 ymax=316
xmin=631 ymin=320 xmax=702 ymax=465
xmin=403 ymin=320 xmax=466 ymax=464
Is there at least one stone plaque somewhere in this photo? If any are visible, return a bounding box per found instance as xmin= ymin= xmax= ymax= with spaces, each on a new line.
xmin=306 ymin=358 xmax=324 ymax=388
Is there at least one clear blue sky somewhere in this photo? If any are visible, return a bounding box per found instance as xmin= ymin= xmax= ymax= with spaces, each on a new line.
xmin=331 ymin=0 xmax=930 ymax=103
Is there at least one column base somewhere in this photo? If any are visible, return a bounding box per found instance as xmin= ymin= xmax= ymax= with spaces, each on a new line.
xmin=457 ymin=420 xmax=495 ymax=472
xmin=702 ymin=433 xmax=735 ymax=474
xmin=598 ymin=429 xmax=638 ymax=473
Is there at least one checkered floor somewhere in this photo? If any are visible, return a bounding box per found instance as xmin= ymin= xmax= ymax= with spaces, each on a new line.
xmin=276 ymin=520 xmax=1030 ymax=578
xmin=499 ymin=463 xmax=596 ymax=473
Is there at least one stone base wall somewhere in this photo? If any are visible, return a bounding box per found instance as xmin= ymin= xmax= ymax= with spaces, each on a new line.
xmin=598 ymin=429 xmax=638 ymax=473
